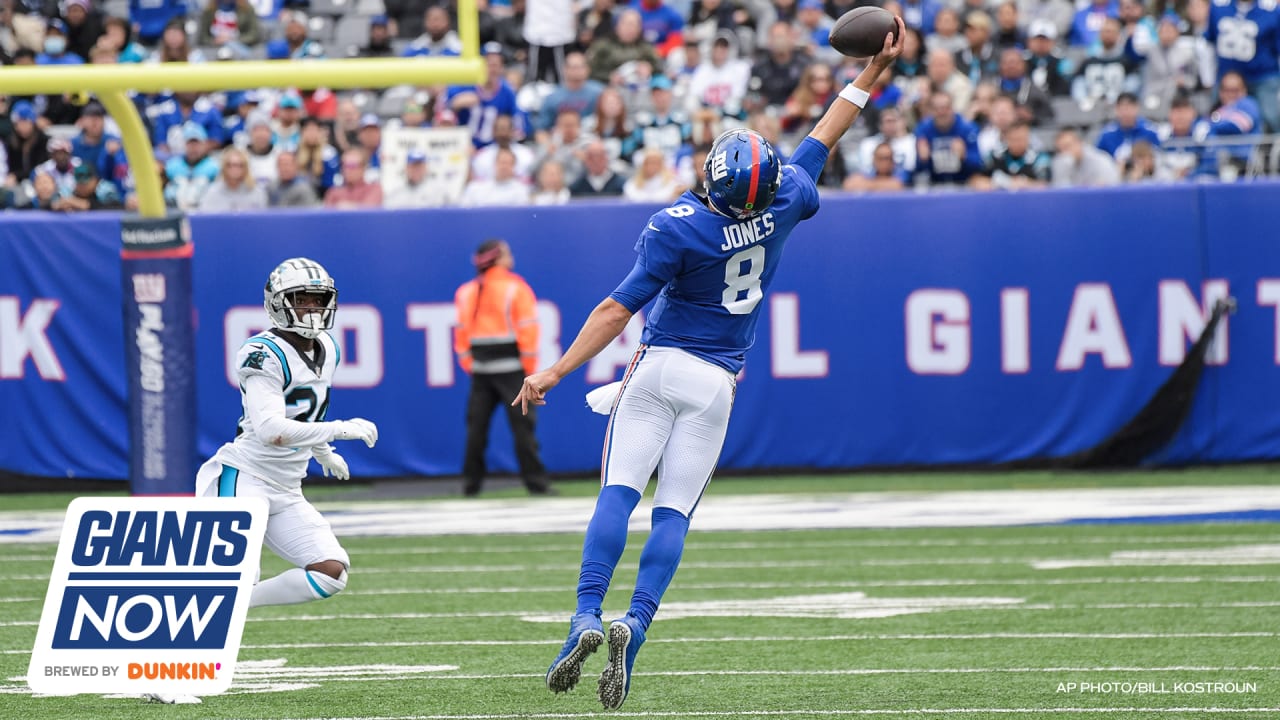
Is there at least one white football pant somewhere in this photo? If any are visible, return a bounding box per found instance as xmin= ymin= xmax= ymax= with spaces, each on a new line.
xmin=601 ymin=346 xmax=736 ymax=516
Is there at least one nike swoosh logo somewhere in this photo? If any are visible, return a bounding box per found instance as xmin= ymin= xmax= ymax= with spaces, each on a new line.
xmin=647 ymin=222 xmax=661 ymax=232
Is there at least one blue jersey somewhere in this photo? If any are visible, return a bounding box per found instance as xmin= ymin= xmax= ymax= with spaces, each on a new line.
xmin=1206 ymin=0 xmax=1280 ymax=83
xmin=915 ymin=115 xmax=983 ymax=184
xmin=1095 ymin=118 xmax=1162 ymax=158
xmin=609 ymin=138 xmax=824 ymax=373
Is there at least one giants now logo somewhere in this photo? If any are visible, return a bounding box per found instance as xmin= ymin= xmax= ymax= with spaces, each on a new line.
xmin=28 ymin=497 xmax=266 ymax=697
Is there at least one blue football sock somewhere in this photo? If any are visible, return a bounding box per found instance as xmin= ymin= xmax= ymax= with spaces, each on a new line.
xmin=628 ymin=506 xmax=691 ymax=631
xmin=575 ymin=484 xmax=642 ymax=615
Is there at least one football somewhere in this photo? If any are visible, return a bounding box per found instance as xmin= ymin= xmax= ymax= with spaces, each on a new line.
xmin=828 ymin=7 xmax=899 ymax=58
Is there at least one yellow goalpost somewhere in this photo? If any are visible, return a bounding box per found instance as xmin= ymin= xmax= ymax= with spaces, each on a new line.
xmin=0 ymin=0 xmax=485 ymax=217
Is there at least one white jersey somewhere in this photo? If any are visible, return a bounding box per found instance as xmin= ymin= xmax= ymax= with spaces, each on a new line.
xmin=212 ymin=330 xmax=340 ymax=490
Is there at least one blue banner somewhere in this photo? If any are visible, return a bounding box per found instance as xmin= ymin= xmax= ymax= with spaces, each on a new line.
xmin=2 ymin=184 xmax=1279 ymax=481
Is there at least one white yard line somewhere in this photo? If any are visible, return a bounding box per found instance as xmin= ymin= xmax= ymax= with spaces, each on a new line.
xmin=238 ymin=711 xmax=1280 ymax=720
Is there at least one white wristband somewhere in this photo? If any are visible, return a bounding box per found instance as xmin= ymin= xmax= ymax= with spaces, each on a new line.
xmin=839 ymin=84 xmax=870 ymax=109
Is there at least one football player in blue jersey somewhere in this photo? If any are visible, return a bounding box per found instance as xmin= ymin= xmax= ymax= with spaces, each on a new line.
xmin=514 ymin=17 xmax=905 ymax=711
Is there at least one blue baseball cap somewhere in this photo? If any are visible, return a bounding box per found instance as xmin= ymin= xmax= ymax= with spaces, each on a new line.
xmin=11 ymin=100 xmax=37 ymax=122
xmin=279 ymin=91 xmax=304 ymax=109
xmin=407 ymin=149 xmax=427 ymax=163
xmin=46 ymin=18 xmax=67 ymax=33
xmin=181 ymin=121 xmax=208 ymax=143
xmin=798 ymin=0 xmax=823 ymax=11
xmin=359 ymin=113 xmax=380 ymax=128
xmin=369 ymin=14 xmax=389 ymax=25
xmin=651 ymin=74 xmax=673 ymax=91
xmin=482 ymin=41 xmax=505 ymax=56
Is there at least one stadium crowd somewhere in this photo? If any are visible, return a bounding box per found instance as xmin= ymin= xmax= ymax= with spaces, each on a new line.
xmin=0 ymin=0 xmax=1272 ymax=211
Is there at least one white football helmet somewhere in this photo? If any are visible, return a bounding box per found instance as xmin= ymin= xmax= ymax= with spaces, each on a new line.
xmin=264 ymin=257 xmax=338 ymax=339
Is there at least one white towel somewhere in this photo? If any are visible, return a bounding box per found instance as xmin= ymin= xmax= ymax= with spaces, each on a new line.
xmin=584 ymin=381 xmax=623 ymax=415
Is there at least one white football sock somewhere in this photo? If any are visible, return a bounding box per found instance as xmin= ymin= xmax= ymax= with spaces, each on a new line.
xmin=250 ymin=568 xmax=347 ymax=607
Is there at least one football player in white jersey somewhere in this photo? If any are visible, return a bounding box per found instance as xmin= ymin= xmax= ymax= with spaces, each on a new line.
xmin=195 ymin=257 xmax=378 ymax=609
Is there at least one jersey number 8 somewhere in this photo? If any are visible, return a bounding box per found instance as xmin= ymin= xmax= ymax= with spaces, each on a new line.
xmin=722 ymin=246 xmax=765 ymax=315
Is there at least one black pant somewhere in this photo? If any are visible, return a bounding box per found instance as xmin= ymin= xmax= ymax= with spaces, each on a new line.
xmin=463 ymin=370 xmax=550 ymax=495
xmin=526 ymin=44 xmax=566 ymax=85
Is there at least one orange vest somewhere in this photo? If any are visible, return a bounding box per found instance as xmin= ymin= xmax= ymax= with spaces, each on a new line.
xmin=454 ymin=266 xmax=539 ymax=375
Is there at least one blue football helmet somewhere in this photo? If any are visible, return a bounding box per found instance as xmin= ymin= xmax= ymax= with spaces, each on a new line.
xmin=703 ymin=129 xmax=782 ymax=220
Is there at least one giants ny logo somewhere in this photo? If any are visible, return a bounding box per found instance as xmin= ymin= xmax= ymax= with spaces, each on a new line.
xmin=710 ymin=151 xmax=729 ymax=182
xmin=28 ymin=497 xmax=267 ymax=697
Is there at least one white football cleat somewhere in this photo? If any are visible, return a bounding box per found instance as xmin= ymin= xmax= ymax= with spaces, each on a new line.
xmin=143 ymin=693 xmax=203 ymax=704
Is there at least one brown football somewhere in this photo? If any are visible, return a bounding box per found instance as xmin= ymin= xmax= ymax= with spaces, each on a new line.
xmin=828 ymin=7 xmax=899 ymax=58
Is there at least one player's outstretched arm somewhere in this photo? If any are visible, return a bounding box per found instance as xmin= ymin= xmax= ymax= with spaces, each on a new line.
xmin=807 ymin=16 xmax=905 ymax=151
xmin=513 ymin=298 xmax=634 ymax=414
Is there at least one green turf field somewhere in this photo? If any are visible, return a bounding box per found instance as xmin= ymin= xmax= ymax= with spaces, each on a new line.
xmin=1 ymin=471 xmax=1278 ymax=719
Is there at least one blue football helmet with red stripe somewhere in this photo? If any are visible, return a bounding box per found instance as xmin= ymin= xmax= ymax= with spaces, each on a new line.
xmin=703 ymin=129 xmax=782 ymax=220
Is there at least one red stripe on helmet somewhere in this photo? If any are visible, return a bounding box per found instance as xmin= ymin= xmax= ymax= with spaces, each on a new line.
xmin=744 ymin=133 xmax=760 ymax=216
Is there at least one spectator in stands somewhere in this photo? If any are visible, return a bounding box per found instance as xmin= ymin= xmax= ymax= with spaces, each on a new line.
xmin=967 ymin=81 xmax=999 ymax=125
xmin=269 ymin=150 xmax=319 ymax=207
xmin=331 ymin=99 xmax=361 ymax=152
xmin=901 ymin=0 xmax=942 ymax=33
xmin=243 ymin=113 xmax=280 ymax=187
xmin=679 ymin=142 xmax=710 ymax=194
xmin=325 ymin=148 xmax=383 ymax=208
xmin=535 ymin=51 xmax=604 ymax=134
xmin=569 ymin=139 xmax=626 ymax=196
xmin=152 ymin=18 xmax=206 ymax=63
xmin=686 ymin=31 xmax=752 ymax=117
xmin=535 ymin=107 xmax=590 ymax=180
xmin=977 ymin=93 xmax=1018 ymax=159
xmin=24 ymin=170 xmax=60 ymax=210
xmin=49 ymin=164 xmax=119 ymax=212
xmin=523 ymin=0 xmax=574 ymax=84
xmin=856 ymin=106 xmax=917 ymax=178
xmin=996 ymin=48 xmax=1055 ymax=125
xmin=1051 ymin=127 xmax=1120 ymax=187
xmin=35 ymin=138 xmax=80 ymax=198
xmin=36 ymin=19 xmax=81 ymax=65
xmin=782 ymin=61 xmax=836 ymax=133
xmin=1068 ymin=0 xmax=1119 ymax=47
xmin=985 ymin=120 xmax=1051 ymax=189
xmin=1134 ymin=12 xmax=1202 ymax=112
xmin=353 ymin=113 xmax=381 ymax=180
xmin=1157 ymin=93 xmax=1208 ymax=179
xmin=926 ymin=7 xmax=966 ymax=55
xmin=221 ymin=89 xmax=260 ymax=146
xmin=992 ymin=2 xmax=1024 ymax=51
xmin=198 ymin=0 xmax=264 ymax=55
xmin=531 ymin=158 xmax=570 ymax=204
xmin=130 ymin=0 xmax=187 ymax=46
xmin=385 ymin=0 xmax=432 ymax=39
xmin=575 ymin=0 xmax=616 ymax=53
xmin=626 ymin=74 xmax=691 ymax=165
xmin=385 ymin=149 xmax=442 ymax=208
xmin=62 ymin=0 xmax=102 ymax=62
xmin=273 ymin=91 xmax=306 ymax=149
xmin=359 ymin=15 xmax=395 ymax=58
xmin=450 ymin=41 xmax=525 ymax=148
xmin=472 ymin=113 xmax=536 ymax=182
xmin=199 ymin=146 xmax=268 ymax=212
xmin=795 ymin=0 xmax=838 ymax=64
xmin=268 ymin=10 xmax=325 ymax=60
xmin=1206 ymin=0 xmax=1280 ymax=132
xmin=72 ymin=100 xmax=129 ymax=195
xmin=587 ymin=8 xmax=661 ymax=83
xmin=1018 ymin=0 xmax=1073 ymax=43
xmin=843 ymin=141 xmax=909 ymax=192
xmin=4 ymin=101 xmax=48 ymax=188
xmin=894 ymin=26 xmax=926 ymax=79
xmin=1024 ymin=20 xmax=1072 ymax=96
xmin=1200 ymin=70 xmax=1263 ymax=179
xmin=584 ymin=86 xmax=631 ymax=160
xmin=97 ymin=17 xmax=145 ymax=63
xmin=151 ymin=92 xmax=224 ymax=156
xmin=924 ymin=47 xmax=973 ymax=114
xmin=956 ymin=12 xmax=999 ymax=87
xmin=398 ymin=99 xmax=430 ymax=128
xmin=1096 ymin=91 xmax=1161 ymax=166
xmin=403 ymin=5 xmax=462 ymax=57
xmin=634 ymin=0 xmax=684 ymax=56
xmin=622 ymin=146 xmax=682 ymax=202
xmin=1121 ymin=138 xmax=1169 ymax=182
xmin=751 ymin=21 xmax=809 ymax=110
xmin=165 ymin=122 xmax=220 ymax=209
xmin=916 ymin=90 xmax=984 ymax=187
xmin=1117 ymin=0 xmax=1156 ymax=55
xmin=461 ymin=146 xmax=530 ymax=206
xmin=1071 ymin=17 xmax=1138 ymax=108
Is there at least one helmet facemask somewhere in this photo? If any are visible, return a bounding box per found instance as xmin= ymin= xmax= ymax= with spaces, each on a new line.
xmin=264 ymin=258 xmax=338 ymax=340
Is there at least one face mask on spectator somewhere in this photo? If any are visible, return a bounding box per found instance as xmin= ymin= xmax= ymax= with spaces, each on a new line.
xmin=45 ymin=37 xmax=66 ymax=55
